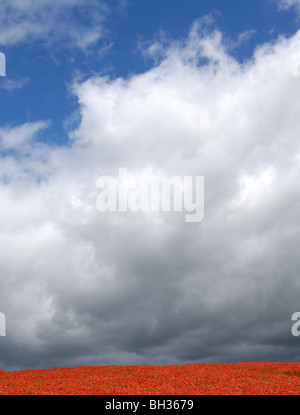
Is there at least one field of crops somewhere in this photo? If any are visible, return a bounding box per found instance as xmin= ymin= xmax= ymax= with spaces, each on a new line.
xmin=1 ymin=362 xmax=300 ymax=395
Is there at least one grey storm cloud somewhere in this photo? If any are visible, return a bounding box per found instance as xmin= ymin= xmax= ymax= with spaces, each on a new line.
xmin=1 ymin=17 xmax=300 ymax=370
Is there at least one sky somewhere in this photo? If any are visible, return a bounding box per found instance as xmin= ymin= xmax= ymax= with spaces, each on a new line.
xmin=1 ymin=0 xmax=300 ymax=371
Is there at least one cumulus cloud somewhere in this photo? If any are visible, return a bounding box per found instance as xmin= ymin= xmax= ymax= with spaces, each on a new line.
xmin=0 ymin=0 xmax=117 ymax=49
xmin=1 ymin=20 xmax=300 ymax=370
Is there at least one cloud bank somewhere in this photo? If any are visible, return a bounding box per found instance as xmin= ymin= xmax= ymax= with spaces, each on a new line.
xmin=1 ymin=20 xmax=300 ymax=370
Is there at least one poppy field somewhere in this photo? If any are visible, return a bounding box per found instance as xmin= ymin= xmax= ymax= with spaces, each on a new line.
xmin=1 ymin=362 xmax=300 ymax=395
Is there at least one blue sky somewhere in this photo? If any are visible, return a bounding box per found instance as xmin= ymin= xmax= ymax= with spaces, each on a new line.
xmin=1 ymin=0 xmax=300 ymax=371
xmin=1 ymin=0 xmax=299 ymax=144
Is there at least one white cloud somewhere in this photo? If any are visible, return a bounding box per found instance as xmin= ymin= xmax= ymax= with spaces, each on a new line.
xmin=0 ymin=0 xmax=114 ymax=49
xmin=0 ymin=78 xmax=30 ymax=91
xmin=0 ymin=121 xmax=49 ymax=150
xmin=1 ymin=22 xmax=300 ymax=369
xmin=278 ymin=0 xmax=300 ymax=12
